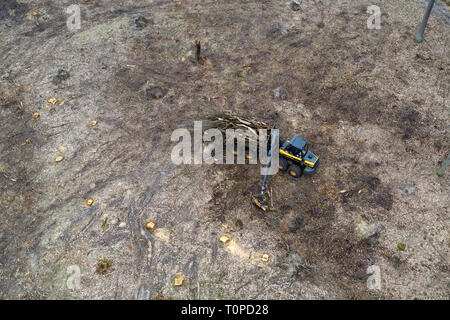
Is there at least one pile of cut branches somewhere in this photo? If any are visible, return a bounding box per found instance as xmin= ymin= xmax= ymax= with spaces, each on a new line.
xmin=205 ymin=111 xmax=273 ymax=144
xmin=207 ymin=111 xmax=271 ymax=131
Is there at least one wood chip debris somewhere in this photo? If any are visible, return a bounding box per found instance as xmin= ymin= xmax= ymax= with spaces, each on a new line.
xmin=221 ymin=224 xmax=235 ymax=231
xmin=261 ymin=254 xmax=269 ymax=262
xmin=219 ymin=235 xmax=231 ymax=243
xmin=55 ymin=155 xmax=64 ymax=162
xmin=145 ymin=220 xmax=157 ymax=231
xmin=26 ymin=11 xmax=39 ymax=20
xmin=174 ymin=272 xmax=185 ymax=286
xmin=181 ymin=50 xmax=193 ymax=62
xmin=86 ymin=198 xmax=95 ymax=206
xmin=33 ymin=112 xmax=40 ymax=120
xmin=48 ymin=98 xmax=58 ymax=105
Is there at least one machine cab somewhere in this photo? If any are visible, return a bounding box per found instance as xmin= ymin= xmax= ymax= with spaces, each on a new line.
xmin=282 ymin=136 xmax=308 ymax=158
xmin=281 ymin=135 xmax=320 ymax=174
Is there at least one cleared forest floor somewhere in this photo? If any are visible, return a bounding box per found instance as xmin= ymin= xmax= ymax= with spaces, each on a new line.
xmin=0 ymin=0 xmax=448 ymax=299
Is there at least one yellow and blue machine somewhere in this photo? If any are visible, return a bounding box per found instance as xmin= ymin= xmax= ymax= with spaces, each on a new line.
xmin=279 ymin=136 xmax=320 ymax=178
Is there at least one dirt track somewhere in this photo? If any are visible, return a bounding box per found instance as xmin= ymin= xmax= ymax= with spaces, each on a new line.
xmin=0 ymin=0 xmax=448 ymax=299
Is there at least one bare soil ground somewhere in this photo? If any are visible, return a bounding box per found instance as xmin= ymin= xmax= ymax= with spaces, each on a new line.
xmin=0 ymin=0 xmax=448 ymax=299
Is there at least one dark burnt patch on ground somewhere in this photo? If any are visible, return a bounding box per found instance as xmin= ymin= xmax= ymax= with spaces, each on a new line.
xmin=0 ymin=0 xmax=28 ymax=22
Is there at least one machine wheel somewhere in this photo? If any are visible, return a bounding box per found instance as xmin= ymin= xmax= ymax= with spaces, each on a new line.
xmin=288 ymin=164 xmax=303 ymax=178
xmin=279 ymin=157 xmax=288 ymax=171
